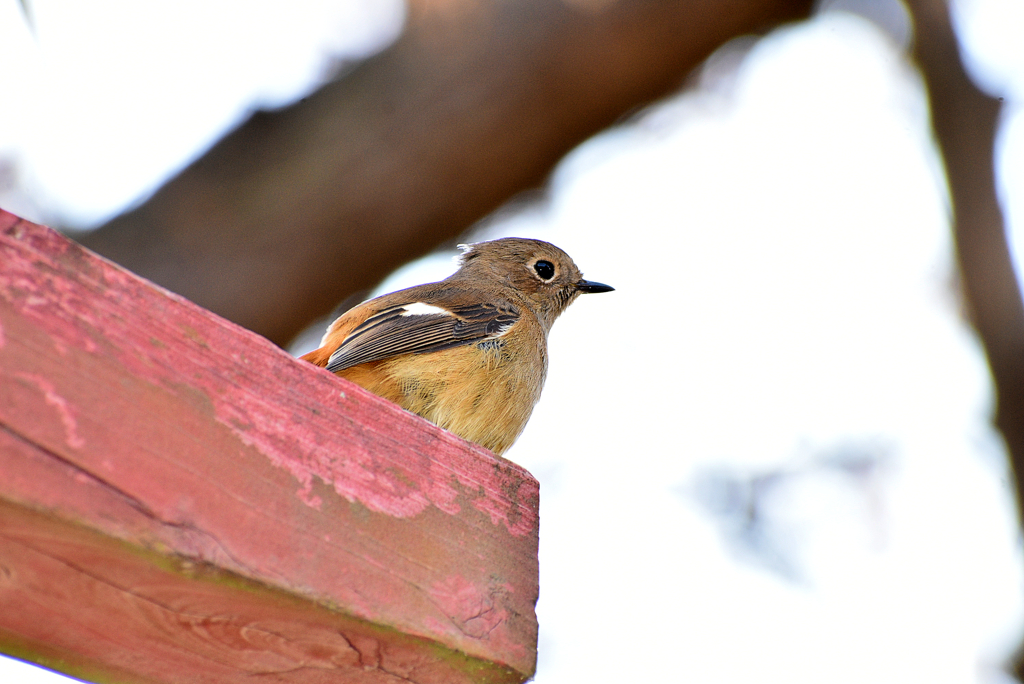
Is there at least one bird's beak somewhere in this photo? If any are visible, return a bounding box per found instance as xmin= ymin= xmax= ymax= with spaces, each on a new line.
xmin=576 ymin=279 xmax=614 ymax=294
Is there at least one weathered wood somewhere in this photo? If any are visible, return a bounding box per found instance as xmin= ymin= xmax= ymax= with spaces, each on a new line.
xmin=0 ymin=210 xmax=539 ymax=683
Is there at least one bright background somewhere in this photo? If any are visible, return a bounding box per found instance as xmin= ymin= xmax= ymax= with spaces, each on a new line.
xmin=2 ymin=0 xmax=1024 ymax=682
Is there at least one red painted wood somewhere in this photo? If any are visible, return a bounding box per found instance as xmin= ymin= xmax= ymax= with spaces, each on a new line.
xmin=0 ymin=210 xmax=539 ymax=683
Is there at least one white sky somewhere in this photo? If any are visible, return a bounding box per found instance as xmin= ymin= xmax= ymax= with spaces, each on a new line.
xmin=2 ymin=1 xmax=1024 ymax=683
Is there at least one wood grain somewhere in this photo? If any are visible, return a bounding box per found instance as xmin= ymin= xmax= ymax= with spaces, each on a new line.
xmin=0 ymin=210 xmax=538 ymax=683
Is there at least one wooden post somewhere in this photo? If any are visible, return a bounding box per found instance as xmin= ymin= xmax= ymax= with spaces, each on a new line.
xmin=0 ymin=210 xmax=539 ymax=684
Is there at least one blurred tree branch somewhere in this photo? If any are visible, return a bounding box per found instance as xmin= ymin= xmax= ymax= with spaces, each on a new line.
xmin=907 ymin=0 xmax=1024 ymax=522
xmin=907 ymin=5 xmax=1024 ymax=673
xmin=78 ymin=0 xmax=813 ymax=346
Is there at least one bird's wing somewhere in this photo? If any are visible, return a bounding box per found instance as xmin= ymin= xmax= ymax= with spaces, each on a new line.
xmin=325 ymin=297 xmax=520 ymax=373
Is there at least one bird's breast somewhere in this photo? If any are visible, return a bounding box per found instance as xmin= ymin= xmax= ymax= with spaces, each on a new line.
xmin=340 ymin=326 xmax=546 ymax=455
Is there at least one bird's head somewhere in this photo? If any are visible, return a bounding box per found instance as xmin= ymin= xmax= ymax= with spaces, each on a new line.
xmin=455 ymin=238 xmax=613 ymax=330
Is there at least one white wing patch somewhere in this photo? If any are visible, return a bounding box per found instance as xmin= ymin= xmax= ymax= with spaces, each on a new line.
xmin=400 ymin=302 xmax=451 ymax=317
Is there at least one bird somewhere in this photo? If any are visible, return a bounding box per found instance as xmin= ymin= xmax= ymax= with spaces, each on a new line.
xmin=301 ymin=237 xmax=613 ymax=455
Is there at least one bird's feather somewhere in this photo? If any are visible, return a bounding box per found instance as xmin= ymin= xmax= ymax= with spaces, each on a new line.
xmin=325 ymin=299 xmax=520 ymax=373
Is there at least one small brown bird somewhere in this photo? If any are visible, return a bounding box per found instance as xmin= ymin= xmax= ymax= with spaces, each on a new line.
xmin=301 ymin=238 xmax=613 ymax=455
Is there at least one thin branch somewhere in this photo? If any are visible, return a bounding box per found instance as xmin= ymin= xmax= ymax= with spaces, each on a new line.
xmin=908 ymin=0 xmax=1024 ymax=505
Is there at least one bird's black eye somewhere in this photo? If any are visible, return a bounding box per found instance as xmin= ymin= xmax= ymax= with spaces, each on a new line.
xmin=534 ymin=260 xmax=555 ymax=280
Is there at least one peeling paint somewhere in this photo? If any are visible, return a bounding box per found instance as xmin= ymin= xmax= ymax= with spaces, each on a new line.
xmin=294 ymin=478 xmax=323 ymax=510
xmin=429 ymin=575 xmax=510 ymax=640
xmin=209 ymin=368 xmax=537 ymax=536
xmin=14 ymin=372 xmax=86 ymax=449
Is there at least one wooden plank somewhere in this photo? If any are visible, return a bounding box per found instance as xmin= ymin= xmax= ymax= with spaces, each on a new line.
xmin=0 ymin=210 xmax=538 ymax=683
